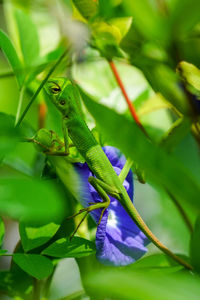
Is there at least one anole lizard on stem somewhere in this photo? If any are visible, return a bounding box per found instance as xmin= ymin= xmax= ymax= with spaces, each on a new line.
xmin=33 ymin=77 xmax=192 ymax=270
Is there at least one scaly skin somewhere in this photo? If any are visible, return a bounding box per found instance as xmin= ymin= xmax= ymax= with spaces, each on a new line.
xmin=44 ymin=78 xmax=193 ymax=270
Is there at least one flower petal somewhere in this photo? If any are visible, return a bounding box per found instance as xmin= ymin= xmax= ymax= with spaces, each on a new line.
xmin=96 ymin=223 xmax=148 ymax=266
xmin=75 ymin=146 xmax=149 ymax=266
xmin=96 ymin=197 xmax=149 ymax=265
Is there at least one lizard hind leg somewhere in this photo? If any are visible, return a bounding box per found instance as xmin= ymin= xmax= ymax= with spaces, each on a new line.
xmin=69 ymin=211 xmax=89 ymax=241
xmin=67 ymin=176 xmax=111 ymax=239
xmin=88 ymin=176 xmax=111 ymax=225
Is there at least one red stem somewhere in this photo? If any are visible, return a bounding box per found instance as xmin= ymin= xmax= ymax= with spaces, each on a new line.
xmin=38 ymin=102 xmax=47 ymax=129
xmin=109 ymin=60 xmax=143 ymax=127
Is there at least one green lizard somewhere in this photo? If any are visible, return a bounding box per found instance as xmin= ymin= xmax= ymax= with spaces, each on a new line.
xmin=35 ymin=77 xmax=192 ymax=270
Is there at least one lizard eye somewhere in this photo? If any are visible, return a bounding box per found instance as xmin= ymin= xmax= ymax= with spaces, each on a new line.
xmin=51 ymin=87 xmax=61 ymax=94
xmin=59 ymin=100 xmax=66 ymax=106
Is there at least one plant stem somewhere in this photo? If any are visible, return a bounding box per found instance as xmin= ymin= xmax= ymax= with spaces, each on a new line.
xmin=58 ymin=290 xmax=85 ymax=300
xmin=156 ymin=0 xmax=168 ymax=15
xmin=167 ymin=190 xmax=193 ymax=233
xmin=0 ymin=70 xmax=14 ymax=78
xmin=108 ymin=60 xmax=147 ymax=136
xmin=108 ymin=60 xmax=193 ymax=269
xmin=15 ymin=85 xmax=25 ymax=126
xmin=122 ymin=192 xmax=193 ymax=270
xmin=194 ymin=121 xmax=200 ymax=140
xmin=105 ymin=60 xmax=192 ymax=268
xmin=43 ymin=268 xmax=56 ymax=299
xmin=38 ymin=101 xmax=47 ymax=129
xmin=33 ymin=279 xmax=41 ymax=300
xmin=191 ymin=122 xmax=200 ymax=148
xmin=15 ymin=48 xmax=68 ymax=128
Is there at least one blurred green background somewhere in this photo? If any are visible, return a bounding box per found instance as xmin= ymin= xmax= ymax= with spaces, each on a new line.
xmin=1 ymin=0 xmax=200 ymax=299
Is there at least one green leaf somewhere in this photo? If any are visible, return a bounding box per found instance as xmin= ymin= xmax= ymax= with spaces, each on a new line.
xmin=86 ymin=269 xmax=200 ymax=300
xmin=120 ymin=43 xmax=192 ymax=115
xmin=80 ymin=89 xmax=200 ymax=210
xmin=171 ymin=0 xmax=200 ymax=37
xmin=42 ymin=237 xmax=96 ymax=258
xmin=15 ymin=48 xmax=68 ymax=127
xmin=190 ymin=215 xmax=200 ymax=271
xmin=137 ymin=93 xmax=171 ymax=117
xmin=92 ymin=21 xmax=124 ymax=59
xmin=97 ymin=0 xmax=125 ymax=20
xmin=0 ymin=268 xmax=33 ymax=298
xmin=0 ymin=29 xmax=24 ymax=88
xmin=177 ymin=61 xmax=200 ymax=94
xmin=58 ymin=290 xmax=85 ymax=300
xmin=109 ymin=17 xmax=132 ymax=41
xmin=129 ymin=254 xmax=188 ymax=275
xmin=0 ymin=249 xmax=8 ymax=256
xmin=132 ymin=89 xmax=151 ymax=111
xmin=13 ymin=253 xmax=54 ymax=280
xmin=15 ymin=9 xmax=40 ymax=67
xmin=0 ymin=217 xmax=5 ymax=248
xmin=160 ymin=118 xmax=191 ymax=152
xmin=0 ymin=113 xmax=21 ymax=157
xmin=131 ymin=254 xmax=178 ymax=269
xmin=20 ymin=222 xmax=60 ymax=252
xmin=0 ymin=178 xmax=65 ymax=225
xmin=145 ymin=64 xmax=191 ymax=115
xmin=49 ymin=156 xmax=82 ymax=201
xmin=122 ymin=0 xmax=170 ymax=46
xmin=72 ymin=0 xmax=98 ymax=20
xmin=0 ymin=249 xmax=7 ymax=256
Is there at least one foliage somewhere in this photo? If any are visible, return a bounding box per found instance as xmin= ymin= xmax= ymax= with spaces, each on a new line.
xmin=0 ymin=0 xmax=200 ymax=299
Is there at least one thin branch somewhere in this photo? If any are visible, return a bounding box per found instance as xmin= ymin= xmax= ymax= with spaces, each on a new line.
xmin=108 ymin=60 xmax=148 ymax=136
xmin=123 ymin=196 xmax=193 ymax=270
xmin=15 ymin=85 xmax=25 ymax=126
xmin=167 ymin=190 xmax=193 ymax=233
xmin=109 ymin=60 xmax=193 ymax=264
xmin=58 ymin=290 xmax=86 ymax=300
xmin=33 ymin=279 xmax=42 ymax=300
xmin=15 ymin=48 xmax=68 ymax=128
xmin=38 ymin=101 xmax=47 ymax=129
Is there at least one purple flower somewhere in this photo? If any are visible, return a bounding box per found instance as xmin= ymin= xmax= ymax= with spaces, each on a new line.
xmin=75 ymin=146 xmax=149 ymax=266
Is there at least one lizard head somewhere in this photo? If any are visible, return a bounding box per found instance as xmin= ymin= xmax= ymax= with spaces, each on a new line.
xmin=45 ymin=77 xmax=83 ymax=117
xmin=44 ymin=78 xmax=72 ymax=114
